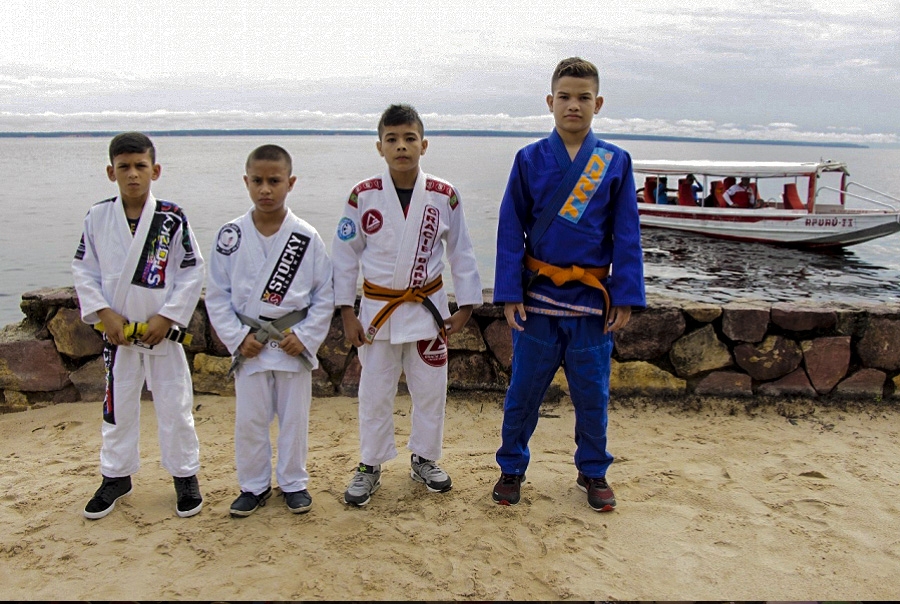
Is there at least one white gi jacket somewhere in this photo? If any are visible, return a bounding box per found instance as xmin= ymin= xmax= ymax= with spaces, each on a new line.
xmin=331 ymin=169 xmax=482 ymax=344
xmin=72 ymin=194 xmax=205 ymax=355
xmin=205 ymin=208 xmax=334 ymax=374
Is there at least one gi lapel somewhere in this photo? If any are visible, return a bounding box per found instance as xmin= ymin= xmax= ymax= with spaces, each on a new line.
xmin=392 ymin=169 xmax=432 ymax=289
xmin=111 ymin=194 xmax=157 ymax=312
xmin=529 ymin=130 xmax=610 ymax=250
xmin=253 ymin=210 xmax=312 ymax=312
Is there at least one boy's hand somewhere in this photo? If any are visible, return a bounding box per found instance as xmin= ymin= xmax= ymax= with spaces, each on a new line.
xmin=504 ymin=302 xmax=526 ymax=331
xmin=279 ymin=332 xmax=307 ymax=357
xmin=340 ymin=306 xmax=367 ymax=347
xmin=444 ymin=305 xmax=473 ymax=338
xmin=142 ymin=314 xmax=174 ymax=346
xmin=239 ymin=333 xmax=265 ymax=358
xmin=606 ymin=306 xmax=632 ymax=332
xmin=97 ymin=308 xmax=128 ymax=346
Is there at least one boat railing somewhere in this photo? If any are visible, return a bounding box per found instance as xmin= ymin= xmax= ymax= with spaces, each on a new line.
xmin=817 ymin=183 xmax=900 ymax=211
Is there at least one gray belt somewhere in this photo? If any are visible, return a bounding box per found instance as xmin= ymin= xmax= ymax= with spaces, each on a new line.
xmin=227 ymin=308 xmax=310 ymax=377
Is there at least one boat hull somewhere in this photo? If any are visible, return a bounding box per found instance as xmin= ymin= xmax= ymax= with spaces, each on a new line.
xmin=637 ymin=205 xmax=900 ymax=249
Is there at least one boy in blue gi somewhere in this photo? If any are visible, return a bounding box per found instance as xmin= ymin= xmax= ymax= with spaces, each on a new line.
xmin=491 ymin=57 xmax=645 ymax=512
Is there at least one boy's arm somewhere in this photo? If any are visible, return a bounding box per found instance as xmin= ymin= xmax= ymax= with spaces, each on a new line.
xmin=204 ymin=231 xmax=252 ymax=355
xmin=493 ymin=151 xmax=530 ymax=306
xmin=340 ymin=306 xmax=367 ymax=347
xmin=607 ymin=151 xmax=646 ymax=310
xmin=158 ymin=210 xmax=205 ymax=328
xmin=287 ymin=231 xmax=335 ymax=364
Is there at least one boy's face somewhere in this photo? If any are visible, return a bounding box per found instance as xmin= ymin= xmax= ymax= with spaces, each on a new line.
xmin=546 ymin=76 xmax=604 ymax=138
xmin=244 ymin=159 xmax=296 ymax=217
xmin=376 ymin=124 xmax=428 ymax=177
xmin=106 ymin=151 xmax=160 ymax=204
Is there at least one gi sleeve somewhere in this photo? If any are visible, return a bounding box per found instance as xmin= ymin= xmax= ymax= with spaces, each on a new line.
xmin=607 ymin=150 xmax=646 ymax=309
xmin=158 ymin=210 xmax=205 ymax=328
xmin=493 ymin=150 xmax=531 ymax=304
xmin=330 ymin=192 xmax=366 ymax=307
xmin=444 ymin=187 xmax=484 ymax=307
xmin=204 ymin=227 xmax=251 ymax=355
xmin=71 ymin=209 xmax=110 ymax=325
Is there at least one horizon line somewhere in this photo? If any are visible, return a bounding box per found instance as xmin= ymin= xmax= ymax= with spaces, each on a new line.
xmin=0 ymin=129 xmax=869 ymax=149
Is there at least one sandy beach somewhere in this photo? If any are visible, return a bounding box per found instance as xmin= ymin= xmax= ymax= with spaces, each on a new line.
xmin=1 ymin=391 xmax=898 ymax=601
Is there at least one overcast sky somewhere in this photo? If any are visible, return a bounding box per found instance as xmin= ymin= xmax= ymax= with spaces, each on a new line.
xmin=2 ymin=0 xmax=898 ymax=144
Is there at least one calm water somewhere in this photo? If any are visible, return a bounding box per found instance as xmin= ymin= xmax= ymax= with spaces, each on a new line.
xmin=1 ymin=134 xmax=899 ymax=327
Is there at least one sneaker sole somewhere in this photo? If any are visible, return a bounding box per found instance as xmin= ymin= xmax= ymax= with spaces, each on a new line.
xmin=343 ymin=480 xmax=381 ymax=506
xmin=176 ymin=500 xmax=203 ymax=518
xmin=410 ymin=471 xmax=452 ymax=493
xmin=285 ymin=495 xmax=312 ymax=514
xmin=83 ymin=486 xmax=133 ymax=520
xmin=229 ymin=489 xmax=272 ymax=518
xmin=576 ymin=483 xmax=616 ymax=512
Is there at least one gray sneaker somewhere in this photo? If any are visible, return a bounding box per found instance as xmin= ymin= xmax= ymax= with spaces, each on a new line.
xmin=343 ymin=463 xmax=381 ymax=506
xmin=410 ymin=454 xmax=452 ymax=493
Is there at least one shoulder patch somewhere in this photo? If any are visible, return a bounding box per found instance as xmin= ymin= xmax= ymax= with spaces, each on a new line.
xmin=93 ymin=197 xmax=116 ymax=207
xmin=349 ymin=178 xmax=383 ymax=208
xmin=425 ymin=178 xmax=459 ymax=208
xmin=216 ymin=223 xmax=242 ymax=255
xmin=337 ymin=217 xmax=357 ymax=241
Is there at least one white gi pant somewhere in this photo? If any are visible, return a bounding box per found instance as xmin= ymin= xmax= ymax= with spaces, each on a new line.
xmin=101 ymin=343 xmax=200 ymax=479
xmin=234 ymin=368 xmax=311 ymax=495
xmin=357 ymin=339 xmax=448 ymax=465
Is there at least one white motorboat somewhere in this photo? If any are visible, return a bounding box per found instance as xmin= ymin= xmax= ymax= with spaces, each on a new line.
xmin=633 ymin=159 xmax=900 ymax=249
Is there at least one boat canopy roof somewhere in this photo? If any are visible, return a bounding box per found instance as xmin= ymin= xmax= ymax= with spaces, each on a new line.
xmin=632 ymin=159 xmax=849 ymax=178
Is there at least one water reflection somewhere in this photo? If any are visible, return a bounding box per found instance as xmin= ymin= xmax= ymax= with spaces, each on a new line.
xmin=642 ymin=229 xmax=900 ymax=304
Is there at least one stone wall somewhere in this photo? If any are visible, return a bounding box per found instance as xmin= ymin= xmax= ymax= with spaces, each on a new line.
xmin=2 ymin=286 xmax=899 ymax=414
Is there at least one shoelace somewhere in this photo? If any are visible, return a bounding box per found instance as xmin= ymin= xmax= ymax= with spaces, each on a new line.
xmin=499 ymin=474 xmax=520 ymax=486
xmin=96 ymin=479 xmax=127 ymax=501
xmin=175 ymin=478 xmax=201 ymax=499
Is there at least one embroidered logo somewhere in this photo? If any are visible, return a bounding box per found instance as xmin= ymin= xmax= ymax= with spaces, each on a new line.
xmin=558 ymin=149 xmax=614 ymax=224
xmin=361 ymin=209 xmax=383 ymax=235
xmin=337 ymin=217 xmax=357 ymax=241
xmin=133 ymin=200 xmax=188 ymax=289
xmin=216 ymin=223 xmax=242 ymax=255
xmin=409 ymin=205 xmax=439 ymax=287
xmin=417 ymin=334 xmax=447 ymax=367
xmin=261 ymin=232 xmax=310 ymax=306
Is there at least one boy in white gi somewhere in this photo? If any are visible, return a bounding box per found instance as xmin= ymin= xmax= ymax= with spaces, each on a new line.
xmin=332 ymin=104 xmax=483 ymax=506
xmin=206 ymin=144 xmax=334 ymax=517
xmin=72 ymin=132 xmax=205 ymax=519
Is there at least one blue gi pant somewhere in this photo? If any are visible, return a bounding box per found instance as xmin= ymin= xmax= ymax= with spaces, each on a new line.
xmin=496 ymin=313 xmax=614 ymax=478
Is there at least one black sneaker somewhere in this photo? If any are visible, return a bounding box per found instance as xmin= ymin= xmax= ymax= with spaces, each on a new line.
xmin=173 ymin=475 xmax=203 ymax=518
xmin=283 ymin=489 xmax=312 ymax=514
xmin=492 ymin=473 xmax=524 ymax=506
xmin=84 ymin=475 xmax=132 ymax=519
xmin=229 ymin=487 xmax=272 ymax=517
xmin=576 ymin=472 xmax=616 ymax=512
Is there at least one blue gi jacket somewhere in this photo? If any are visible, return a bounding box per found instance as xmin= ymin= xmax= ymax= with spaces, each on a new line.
xmin=493 ymin=129 xmax=646 ymax=314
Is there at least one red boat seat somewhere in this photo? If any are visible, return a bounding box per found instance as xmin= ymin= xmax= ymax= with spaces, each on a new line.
xmin=677 ymin=178 xmax=697 ymax=206
xmin=783 ymin=183 xmax=806 ymax=210
xmin=641 ymin=176 xmax=657 ymax=204
xmin=711 ymin=180 xmax=729 ymax=208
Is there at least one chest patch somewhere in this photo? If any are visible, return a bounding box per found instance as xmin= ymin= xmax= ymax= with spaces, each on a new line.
xmin=361 ymin=209 xmax=383 ymax=235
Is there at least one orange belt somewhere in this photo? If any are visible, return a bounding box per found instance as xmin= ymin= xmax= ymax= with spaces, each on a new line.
xmin=524 ymin=255 xmax=612 ymax=331
xmin=362 ymin=276 xmax=445 ymax=343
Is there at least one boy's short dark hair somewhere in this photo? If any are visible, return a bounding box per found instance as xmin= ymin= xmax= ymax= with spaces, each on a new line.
xmin=109 ymin=131 xmax=156 ymax=164
xmin=551 ymin=57 xmax=600 ymax=93
xmin=377 ymin=104 xmax=424 ymax=139
xmin=246 ymin=144 xmax=293 ymax=174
